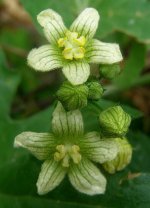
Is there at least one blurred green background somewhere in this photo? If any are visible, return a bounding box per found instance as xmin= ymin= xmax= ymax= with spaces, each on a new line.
xmin=0 ymin=0 xmax=150 ymax=207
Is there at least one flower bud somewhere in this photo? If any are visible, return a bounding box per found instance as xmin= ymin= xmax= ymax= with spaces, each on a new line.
xmin=102 ymin=138 xmax=132 ymax=174
xmin=100 ymin=64 xmax=121 ymax=79
xmin=56 ymin=82 xmax=88 ymax=111
xmin=99 ymin=106 xmax=131 ymax=137
xmin=87 ymin=81 xmax=103 ymax=100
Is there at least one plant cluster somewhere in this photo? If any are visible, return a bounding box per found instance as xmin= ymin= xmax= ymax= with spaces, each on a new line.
xmin=14 ymin=8 xmax=132 ymax=195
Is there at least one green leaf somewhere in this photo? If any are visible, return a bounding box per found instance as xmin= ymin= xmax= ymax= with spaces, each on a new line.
xmin=114 ymin=42 xmax=146 ymax=89
xmin=128 ymin=131 xmax=150 ymax=172
xmin=0 ymin=50 xmax=21 ymax=118
xmin=95 ymin=0 xmax=150 ymax=44
xmin=119 ymin=173 xmax=150 ymax=208
xmin=0 ymin=28 xmax=32 ymax=50
xmin=87 ymin=99 xmax=143 ymax=119
xmin=0 ymin=194 xmax=105 ymax=208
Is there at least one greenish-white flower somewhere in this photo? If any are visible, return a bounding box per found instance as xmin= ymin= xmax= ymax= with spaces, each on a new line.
xmin=103 ymin=138 xmax=132 ymax=174
xmin=14 ymin=102 xmax=119 ymax=195
xmin=27 ymin=8 xmax=123 ymax=85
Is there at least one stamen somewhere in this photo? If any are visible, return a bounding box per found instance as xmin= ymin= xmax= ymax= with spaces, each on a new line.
xmin=54 ymin=144 xmax=82 ymax=166
xmin=57 ymin=31 xmax=86 ymax=60
xmin=62 ymin=155 xmax=70 ymax=167
xmin=54 ymin=145 xmax=66 ymax=161
xmin=54 ymin=152 xmax=62 ymax=161
xmin=70 ymin=145 xmax=82 ymax=164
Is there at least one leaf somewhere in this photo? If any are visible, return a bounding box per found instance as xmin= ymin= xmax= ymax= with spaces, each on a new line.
xmin=113 ymin=42 xmax=146 ymax=89
xmin=0 ymin=28 xmax=31 ymax=49
xmin=88 ymin=99 xmax=142 ymax=118
xmin=20 ymin=0 xmax=150 ymax=44
xmin=0 ymin=194 xmax=105 ymax=208
xmin=128 ymin=131 xmax=150 ymax=172
xmin=0 ymin=50 xmax=20 ymax=118
xmin=95 ymin=0 xmax=150 ymax=44
xmin=118 ymin=173 xmax=150 ymax=208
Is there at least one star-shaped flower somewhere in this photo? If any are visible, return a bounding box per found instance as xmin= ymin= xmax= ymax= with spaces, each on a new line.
xmin=28 ymin=8 xmax=123 ymax=85
xmin=14 ymin=102 xmax=118 ymax=195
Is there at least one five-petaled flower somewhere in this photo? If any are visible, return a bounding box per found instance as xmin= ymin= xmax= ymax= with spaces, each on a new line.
xmin=14 ymin=102 xmax=119 ymax=195
xmin=27 ymin=8 xmax=123 ymax=85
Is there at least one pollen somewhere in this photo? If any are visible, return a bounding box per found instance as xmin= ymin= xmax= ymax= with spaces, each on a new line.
xmin=58 ymin=31 xmax=86 ymax=60
xmin=54 ymin=144 xmax=82 ymax=167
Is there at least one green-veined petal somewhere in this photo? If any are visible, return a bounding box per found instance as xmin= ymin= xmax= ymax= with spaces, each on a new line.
xmin=62 ymin=61 xmax=90 ymax=85
xmin=80 ymin=132 xmax=118 ymax=163
xmin=14 ymin=132 xmax=56 ymax=160
xmin=37 ymin=159 xmax=66 ymax=195
xmin=86 ymin=39 xmax=123 ymax=64
xmin=70 ymin=8 xmax=100 ymax=40
xmin=37 ymin=9 xmax=67 ymax=44
xmin=27 ymin=45 xmax=62 ymax=71
xmin=103 ymin=138 xmax=132 ymax=174
xmin=68 ymin=158 xmax=106 ymax=195
xmin=52 ymin=102 xmax=84 ymax=137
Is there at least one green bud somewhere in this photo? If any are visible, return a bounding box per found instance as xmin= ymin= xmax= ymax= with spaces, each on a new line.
xmin=99 ymin=106 xmax=131 ymax=137
xmin=87 ymin=81 xmax=103 ymax=100
xmin=56 ymin=82 xmax=89 ymax=111
xmin=100 ymin=64 xmax=121 ymax=79
xmin=102 ymin=138 xmax=132 ymax=174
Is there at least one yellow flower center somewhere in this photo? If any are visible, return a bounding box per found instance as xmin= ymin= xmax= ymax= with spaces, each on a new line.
xmin=58 ymin=31 xmax=86 ymax=60
xmin=54 ymin=144 xmax=82 ymax=167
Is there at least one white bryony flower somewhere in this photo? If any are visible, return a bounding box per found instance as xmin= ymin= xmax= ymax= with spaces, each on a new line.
xmin=27 ymin=8 xmax=123 ymax=85
xmin=14 ymin=102 xmax=119 ymax=195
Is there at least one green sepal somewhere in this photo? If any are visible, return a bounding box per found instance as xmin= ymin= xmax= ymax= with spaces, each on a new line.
xmin=99 ymin=106 xmax=131 ymax=137
xmin=100 ymin=64 xmax=121 ymax=79
xmin=102 ymin=138 xmax=132 ymax=174
xmin=56 ymin=81 xmax=89 ymax=111
xmin=87 ymin=81 xmax=103 ymax=100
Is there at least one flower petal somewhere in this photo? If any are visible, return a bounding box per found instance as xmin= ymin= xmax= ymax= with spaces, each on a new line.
xmin=37 ymin=9 xmax=67 ymax=44
xmin=80 ymin=132 xmax=118 ymax=163
xmin=68 ymin=158 xmax=106 ymax=195
xmin=37 ymin=160 xmax=66 ymax=195
xmin=62 ymin=62 xmax=90 ymax=85
xmin=14 ymin=132 xmax=55 ymax=160
xmin=103 ymin=138 xmax=132 ymax=174
xmin=70 ymin=8 xmax=100 ymax=40
xmin=52 ymin=102 xmax=84 ymax=137
xmin=86 ymin=39 xmax=123 ymax=64
xmin=27 ymin=45 xmax=62 ymax=72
